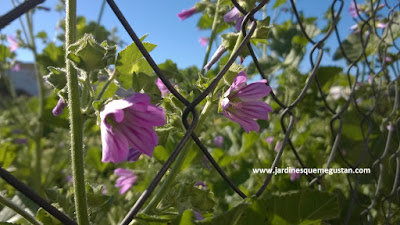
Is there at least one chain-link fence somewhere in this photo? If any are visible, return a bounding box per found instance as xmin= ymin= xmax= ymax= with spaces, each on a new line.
xmin=1 ymin=0 xmax=399 ymax=224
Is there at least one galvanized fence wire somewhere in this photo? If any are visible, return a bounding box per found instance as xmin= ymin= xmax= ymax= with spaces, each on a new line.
xmin=0 ymin=0 xmax=399 ymax=224
xmin=0 ymin=0 xmax=44 ymax=29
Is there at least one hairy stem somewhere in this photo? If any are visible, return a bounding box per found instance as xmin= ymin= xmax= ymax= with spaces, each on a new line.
xmin=66 ymin=0 xmax=90 ymax=224
xmin=23 ymin=8 xmax=44 ymax=193
xmin=201 ymin=0 xmax=222 ymax=73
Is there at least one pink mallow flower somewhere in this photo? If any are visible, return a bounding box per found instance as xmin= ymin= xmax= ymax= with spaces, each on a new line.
xmin=348 ymin=2 xmax=360 ymax=18
xmin=7 ymin=36 xmax=19 ymax=52
xmin=100 ymin=93 xmax=166 ymax=163
xmin=203 ymin=45 xmax=227 ymax=71
xmin=350 ymin=24 xmax=360 ymax=34
xmin=224 ymin=7 xmax=244 ymax=32
xmin=213 ymin=135 xmax=224 ymax=147
xmin=177 ymin=6 xmax=198 ymax=21
xmin=199 ymin=37 xmax=209 ymax=47
xmin=274 ymin=140 xmax=281 ymax=152
xmin=377 ymin=23 xmax=387 ymax=29
xmin=221 ymin=71 xmax=272 ymax=133
xmin=11 ymin=63 xmax=20 ymax=72
xmin=265 ymin=136 xmax=274 ymax=144
xmin=194 ymin=210 xmax=204 ymax=220
xmin=155 ymin=78 xmax=170 ymax=97
xmin=289 ymin=171 xmax=301 ymax=181
xmin=14 ymin=138 xmax=28 ymax=144
xmin=52 ymin=98 xmax=66 ymax=116
xmin=114 ymin=168 xmax=137 ymax=195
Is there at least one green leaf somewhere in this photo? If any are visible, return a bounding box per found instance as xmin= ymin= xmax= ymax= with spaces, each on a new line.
xmin=221 ymin=33 xmax=240 ymax=50
xmin=247 ymin=56 xmax=281 ymax=77
xmin=223 ymin=63 xmax=243 ymax=85
xmin=0 ymin=143 xmax=17 ymax=168
xmin=86 ymin=147 xmax=108 ymax=172
xmin=263 ymin=189 xmax=341 ymax=223
xmin=197 ymin=13 xmax=213 ymax=30
xmin=44 ymin=188 xmax=75 ymax=218
xmin=36 ymin=43 xmax=65 ymax=68
xmin=68 ymin=34 xmax=116 ymax=72
xmin=158 ymin=59 xmax=187 ymax=82
xmin=44 ymin=67 xmax=67 ymax=90
xmin=251 ymin=17 xmax=272 ymax=45
xmin=86 ymin=184 xmax=112 ymax=213
xmin=382 ymin=11 xmax=400 ymax=44
xmin=153 ymin=145 xmax=170 ymax=163
xmin=333 ymin=33 xmax=379 ymax=61
xmin=36 ymin=31 xmax=48 ymax=40
xmin=160 ymin=181 xmax=215 ymax=214
xmin=95 ymin=80 xmax=118 ymax=100
xmin=131 ymin=72 xmax=162 ymax=102
xmin=314 ymin=66 xmax=343 ymax=92
xmin=135 ymin=213 xmax=176 ymax=225
xmin=115 ymin=37 xmax=156 ymax=89
xmin=239 ymin=131 xmax=259 ymax=153
xmin=197 ymin=201 xmax=249 ymax=225
xmin=172 ymin=210 xmax=196 ymax=225
xmin=273 ymin=0 xmax=287 ymax=8
xmin=0 ymin=44 xmax=12 ymax=62
xmin=36 ymin=208 xmax=63 ymax=225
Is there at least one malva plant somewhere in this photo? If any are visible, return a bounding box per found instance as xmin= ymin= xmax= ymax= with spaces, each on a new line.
xmin=100 ymin=93 xmax=166 ymax=163
xmin=0 ymin=0 xmax=399 ymax=224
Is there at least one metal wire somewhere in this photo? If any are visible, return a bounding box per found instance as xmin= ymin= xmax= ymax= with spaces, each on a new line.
xmin=0 ymin=0 xmax=399 ymax=224
xmin=0 ymin=167 xmax=77 ymax=225
xmin=0 ymin=0 xmax=45 ymax=29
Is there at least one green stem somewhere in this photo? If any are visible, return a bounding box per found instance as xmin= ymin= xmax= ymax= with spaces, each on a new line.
xmin=95 ymin=70 xmax=117 ymax=101
xmin=24 ymin=8 xmax=44 ymax=193
xmin=0 ymin=194 xmax=42 ymax=225
xmin=82 ymin=70 xmax=117 ymax=116
xmin=143 ymin=99 xmax=214 ymax=213
xmin=95 ymin=0 xmax=107 ymax=37
xmin=201 ymin=0 xmax=222 ymax=74
xmin=65 ymin=0 xmax=90 ymax=224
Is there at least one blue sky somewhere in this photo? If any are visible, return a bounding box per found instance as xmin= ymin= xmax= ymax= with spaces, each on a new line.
xmin=1 ymin=0 xmax=396 ymax=71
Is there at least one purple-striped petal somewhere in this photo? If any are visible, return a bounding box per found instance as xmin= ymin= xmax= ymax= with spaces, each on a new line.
xmin=266 ymin=136 xmax=274 ymax=144
xmin=156 ymin=78 xmax=170 ymax=96
xmin=230 ymin=71 xmax=248 ymax=90
xmin=221 ymin=98 xmax=230 ymax=110
xmin=127 ymin=148 xmax=142 ymax=162
xmin=234 ymin=81 xmax=271 ymax=100
xmin=235 ymin=16 xmax=244 ymax=32
xmin=101 ymin=127 xmax=129 ymax=163
xmin=204 ymin=45 xmax=227 ymax=71
xmin=213 ymin=136 xmax=224 ymax=147
xmin=224 ymin=110 xmax=260 ymax=133
xmin=52 ymin=98 xmax=66 ymax=116
xmin=114 ymin=168 xmax=137 ymax=195
xmin=126 ymin=93 xmax=151 ymax=105
xmin=122 ymin=125 xmax=158 ymax=157
xmin=126 ymin=104 xmax=166 ymax=127
xmin=101 ymin=99 xmax=132 ymax=127
xmin=7 ymin=36 xmax=19 ymax=52
xmin=114 ymin=168 xmax=133 ymax=177
xmin=100 ymin=93 xmax=166 ymax=164
xmin=199 ymin=37 xmax=209 ymax=47
xmin=178 ymin=6 xmax=197 ymax=21
xmin=232 ymin=101 xmax=273 ymax=120
xmin=224 ymin=7 xmax=240 ymax=22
